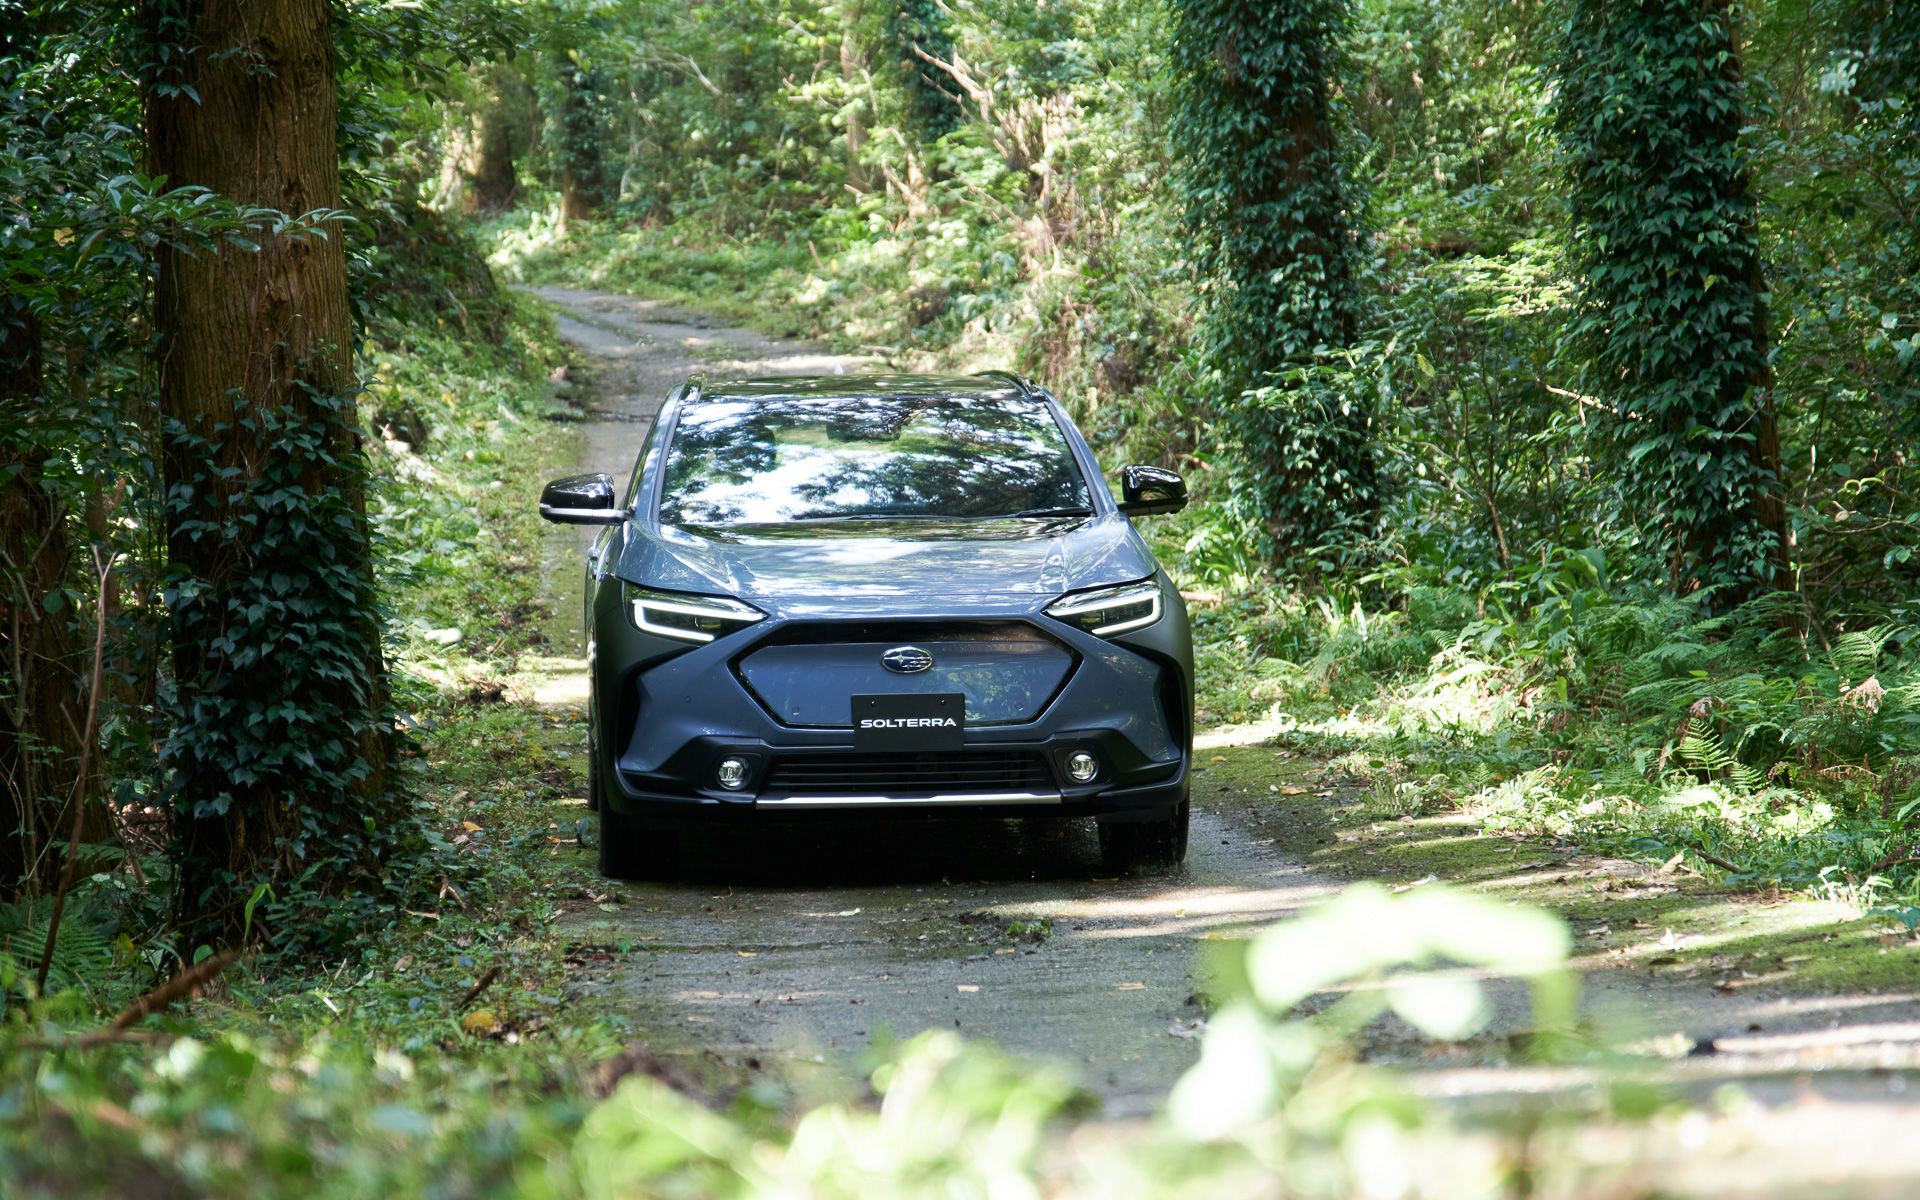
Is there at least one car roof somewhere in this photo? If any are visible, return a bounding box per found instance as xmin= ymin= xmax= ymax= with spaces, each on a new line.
xmin=690 ymin=372 xmax=1037 ymax=403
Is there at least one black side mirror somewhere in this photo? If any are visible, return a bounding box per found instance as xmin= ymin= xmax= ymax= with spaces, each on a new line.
xmin=539 ymin=473 xmax=624 ymax=525
xmin=1117 ymin=465 xmax=1187 ymax=517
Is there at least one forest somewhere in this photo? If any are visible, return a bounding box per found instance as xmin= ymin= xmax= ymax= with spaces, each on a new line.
xmin=4 ymin=0 xmax=1920 ymax=1194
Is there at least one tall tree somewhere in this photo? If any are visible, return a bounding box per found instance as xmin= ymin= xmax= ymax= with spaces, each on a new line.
xmin=841 ymin=4 xmax=872 ymax=193
xmin=145 ymin=0 xmax=398 ymax=943
xmin=888 ymin=0 xmax=962 ymax=141
xmin=0 ymin=303 xmax=80 ymax=895
xmin=554 ymin=50 xmax=609 ymax=227
xmin=1553 ymin=0 xmax=1785 ymax=602
xmin=1168 ymin=0 xmax=1375 ymax=558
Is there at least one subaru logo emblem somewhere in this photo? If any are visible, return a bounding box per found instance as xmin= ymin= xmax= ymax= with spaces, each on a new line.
xmin=881 ymin=646 xmax=934 ymax=674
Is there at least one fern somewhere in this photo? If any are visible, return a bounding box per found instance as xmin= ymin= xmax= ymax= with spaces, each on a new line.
xmin=0 ymin=901 xmax=117 ymax=994
xmin=1828 ymin=624 xmax=1898 ymax=680
xmin=1678 ymin=734 xmax=1768 ymax=793
xmin=1596 ymin=753 xmax=1660 ymax=799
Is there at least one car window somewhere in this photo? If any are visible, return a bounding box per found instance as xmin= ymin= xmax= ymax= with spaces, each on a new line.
xmin=657 ymin=396 xmax=1094 ymax=524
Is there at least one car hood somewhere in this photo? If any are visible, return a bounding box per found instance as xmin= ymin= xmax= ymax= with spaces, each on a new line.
xmin=611 ymin=514 xmax=1156 ymax=608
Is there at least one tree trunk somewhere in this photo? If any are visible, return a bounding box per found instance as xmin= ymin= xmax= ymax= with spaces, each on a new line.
xmin=1554 ymin=0 xmax=1782 ymax=604
xmin=146 ymin=0 xmax=394 ymax=944
xmin=0 ymin=307 xmax=82 ymax=897
xmin=471 ymin=106 xmax=519 ymax=214
xmin=888 ymin=0 xmax=964 ymax=140
xmin=1168 ymin=0 xmax=1375 ymax=556
xmin=555 ymin=54 xmax=605 ymax=228
xmin=841 ymin=17 xmax=870 ymax=192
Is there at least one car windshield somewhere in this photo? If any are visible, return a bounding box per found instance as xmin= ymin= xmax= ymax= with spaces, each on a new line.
xmin=657 ymin=396 xmax=1094 ymax=525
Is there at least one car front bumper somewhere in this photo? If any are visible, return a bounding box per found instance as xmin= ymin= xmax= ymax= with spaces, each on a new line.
xmin=589 ymin=578 xmax=1192 ymax=823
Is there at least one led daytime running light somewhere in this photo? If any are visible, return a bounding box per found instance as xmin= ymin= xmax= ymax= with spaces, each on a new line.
xmin=626 ymin=587 xmax=765 ymax=644
xmin=1045 ymin=581 xmax=1162 ymax=637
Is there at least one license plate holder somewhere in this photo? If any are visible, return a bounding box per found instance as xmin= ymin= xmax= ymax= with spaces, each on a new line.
xmin=852 ymin=693 xmax=966 ymax=752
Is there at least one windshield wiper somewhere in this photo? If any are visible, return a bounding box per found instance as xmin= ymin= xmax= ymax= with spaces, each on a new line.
xmin=1003 ymin=507 xmax=1094 ymax=519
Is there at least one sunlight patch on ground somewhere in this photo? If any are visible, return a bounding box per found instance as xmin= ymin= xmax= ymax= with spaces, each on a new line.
xmin=1195 ymin=709 xmax=1396 ymax=751
xmin=982 ymin=881 xmax=1342 ymax=941
xmin=529 ymin=669 xmax=590 ymax=707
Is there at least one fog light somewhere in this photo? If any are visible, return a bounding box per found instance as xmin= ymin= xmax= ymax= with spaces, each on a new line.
xmin=1066 ymin=752 xmax=1099 ymax=783
xmin=716 ymin=757 xmax=750 ymax=790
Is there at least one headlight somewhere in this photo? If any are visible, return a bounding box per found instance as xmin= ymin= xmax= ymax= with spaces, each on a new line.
xmin=623 ymin=584 xmax=765 ymax=644
xmin=1045 ymin=579 xmax=1162 ymax=637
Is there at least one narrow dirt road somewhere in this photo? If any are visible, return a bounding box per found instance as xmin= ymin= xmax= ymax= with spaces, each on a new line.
xmin=527 ymin=285 xmax=1920 ymax=1141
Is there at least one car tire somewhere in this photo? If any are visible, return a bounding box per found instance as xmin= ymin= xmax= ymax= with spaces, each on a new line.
xmin=596 ymin=799 xmax=679 ymax=881
xmin=1098 ymin=800 xmax=1189 ymax=871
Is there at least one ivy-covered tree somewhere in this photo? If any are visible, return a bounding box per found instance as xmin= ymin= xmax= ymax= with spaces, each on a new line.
xmin=554 ymin=50 xmax=611 ymax=225
xmin=1168 ymin=0 xmax=1375 ymax=558
xmin=1552 ymin=0 xmax=1786 ymax=601
xmin=146 ymin=0 xmax=403 ymax=944
xmin=888 ymin=0 xmax=963 ymax=140
xmin=1839 ymin=0 xmax=1920 ymax=437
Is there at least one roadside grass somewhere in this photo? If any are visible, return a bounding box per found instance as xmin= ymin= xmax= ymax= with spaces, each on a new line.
xmin=1188 ymin=707 xmax=1919 ymax=1007
xmin=481 ymin=209 xmax=815 ymax=335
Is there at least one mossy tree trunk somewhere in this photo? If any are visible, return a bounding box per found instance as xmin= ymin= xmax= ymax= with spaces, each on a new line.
xmin=472 ymin=105 xmax=520 ymax=215
xmin=888 ymin=0 xmax=962 ymax=141
xmin=556 ymin=53 xmax=609 ymax=227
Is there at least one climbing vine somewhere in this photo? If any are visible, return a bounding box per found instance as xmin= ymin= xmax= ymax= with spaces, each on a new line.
xmin=161 ymin=390 xmax=422 ymax=952
xmin=1551 ymin=0 xmax=1784 ymax=601
xmin=887 ymin=0 xmax=964 ymax=140
xmin=1168 ymin=0 xmax=1376 ymax=560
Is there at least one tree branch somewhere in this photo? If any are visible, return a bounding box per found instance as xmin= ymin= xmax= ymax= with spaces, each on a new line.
xmin=109 ymin=951 xmax=240 ymax=1031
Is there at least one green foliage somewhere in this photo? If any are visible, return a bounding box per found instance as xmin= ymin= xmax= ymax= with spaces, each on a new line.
xmin=550 ymin=52 xmax=615 ymax=213
xmin=1181 ymin=557 xmax=1920 ymax=901
xmin=578 ymin=1031 xmax=1085 ymax=1199
xmin=0 ymin=1028 xmax=599 ymax=1198
xmin=1349 ymin=0 xmax=1556 ymax=250
xmin=1551 ymin=0 xmax=1782 ymax=600
xmin=1174 ymin=884 xmax=1572 ymax=1139
xmin=0 ymin=885 xmax=1580 ymax=1198
xmin=1169 ymin=0 xmax=1378 ymax=556
xmin=161 ymin=388 xmax=417 ymax=951
xmin=887 ymin=0 xmax=965 ymax=139
xmin=0 ymin=894 xmax=116 ymax=998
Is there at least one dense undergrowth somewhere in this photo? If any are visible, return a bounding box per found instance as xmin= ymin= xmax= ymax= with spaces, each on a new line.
xmin=1183 ymin=569 xmax=1920 ymax=915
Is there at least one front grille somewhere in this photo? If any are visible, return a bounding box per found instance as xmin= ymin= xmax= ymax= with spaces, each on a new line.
xmin=765 ymin=751 xmax=1053 ymax=794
